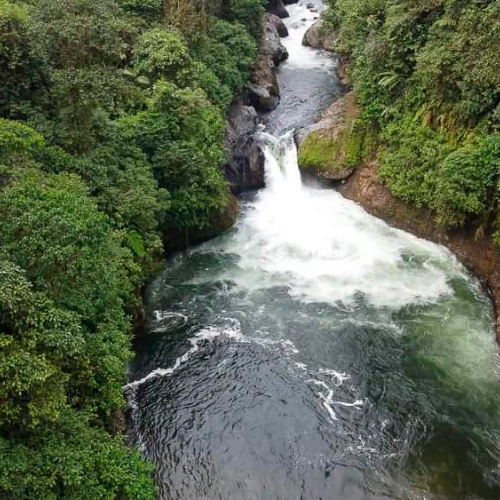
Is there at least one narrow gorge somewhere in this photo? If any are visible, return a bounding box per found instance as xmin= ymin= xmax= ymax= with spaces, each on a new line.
xmin=125 ymin=2 xmax=500 ymax=499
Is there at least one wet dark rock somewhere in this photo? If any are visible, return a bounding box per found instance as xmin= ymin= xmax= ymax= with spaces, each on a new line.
xmin=266 ymin=12 xmax=289 ymax=37
xmin=247 ymin=15 xmax=288 ymax=112
xmin=224 ymin=137 xmax=266 ymax=194
xmin=227 ymin=101 xmax=259 ymax=142
xmin=223 ymin=100 xmax=265 ymax=194
xmin=248 ymin=57 xmax=280 ymax=111
xmin=266 ymin=0 xmax=289 ymax=18
xmin=262 ymin=14 xmax=289 ymax=64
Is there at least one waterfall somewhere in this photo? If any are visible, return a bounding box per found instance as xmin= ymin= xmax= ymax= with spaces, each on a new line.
xmin=225 ymin=131 xmax=458 ymax=311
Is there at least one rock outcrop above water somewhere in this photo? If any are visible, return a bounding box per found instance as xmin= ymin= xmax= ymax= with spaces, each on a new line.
xmin=267 ymin=12 xmax=289 ymax=37
xmin=224 ymin=12 xmax=292 ymax=194
xmin=224 ymin=100 xmax=265 ymax=194
xmin=296 ymin=92 xmax=358 ymax=181
xmin=302 ymin=19 xmax=337 ymax=51
xmin=262 ymin=13 xmax=289 ymax=64
xmin=266 ymin=0 xmax=290 ymax=18
xmin=248 ymin=14 xmax=289 ymax=112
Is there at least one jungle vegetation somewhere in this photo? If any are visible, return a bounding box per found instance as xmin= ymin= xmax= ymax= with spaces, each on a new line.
xmin=0 ymin=0 xmax=265 ymax=497
xmin=325 ymin=0 xmax=500 ymax=238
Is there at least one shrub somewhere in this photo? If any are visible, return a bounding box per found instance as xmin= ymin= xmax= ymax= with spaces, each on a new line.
xmin=0 ymin=409 xmax=155 ymax=499
xmin=133 ymin=28 xmax=191 ymax=80
xmin=229 ymin=0 xmax=265 ymax=42
xmin=195 ymin=19 xmax=257 ymax=94
xmin=121 ymin=81 xmax=229 ymax=231
xmin=0 ymin=168 xmax=137 ymax=326
xmin=378 ymin=114 xmax=454 ymax=208
xmin=0 ymin=0 xmax=42 ymax=119
xmin=433 ymin=135 xmax=500 ymax=226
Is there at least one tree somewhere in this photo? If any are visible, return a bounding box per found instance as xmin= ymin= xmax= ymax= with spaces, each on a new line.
xmin=27 ymin=0 xmax=139 ymax=152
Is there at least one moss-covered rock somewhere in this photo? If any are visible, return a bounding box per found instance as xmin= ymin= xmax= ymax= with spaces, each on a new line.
xmin=298 ymin=129 xmax=353 ymax=180
xmin=297 ymin=92 xmax=374 ymax=181
xmin=302 ymin=19 xmax=337 ymax=51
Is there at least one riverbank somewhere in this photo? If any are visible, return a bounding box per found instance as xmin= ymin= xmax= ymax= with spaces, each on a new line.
xmin=294 ymin=26 xmax=500 ymax=343
xmin=296 ymin=0 xmax=500 ymax=346
xmin=340 ymin=154 xmax=500 ymax=343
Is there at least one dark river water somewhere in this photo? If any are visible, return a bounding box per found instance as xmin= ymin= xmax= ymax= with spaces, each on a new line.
xmin=126 ymin=2 xmax=500 ymax=499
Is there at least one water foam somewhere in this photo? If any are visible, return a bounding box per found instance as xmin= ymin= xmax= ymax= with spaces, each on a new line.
xmin=281 ymin=1 xmax=333 ymax=70
xmin=124 ymin=325 xmax=243 ymax=390
xmin=207 ymin=133 xmax=459 ymax=310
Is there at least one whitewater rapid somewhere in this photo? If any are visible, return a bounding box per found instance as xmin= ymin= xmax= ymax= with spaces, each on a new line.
xmin=215 ymin=133 xmax=455 ymax=310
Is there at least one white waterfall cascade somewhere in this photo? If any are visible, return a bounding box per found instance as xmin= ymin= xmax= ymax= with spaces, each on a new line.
xmin=222 ymin=131 xmax=458 ymax=311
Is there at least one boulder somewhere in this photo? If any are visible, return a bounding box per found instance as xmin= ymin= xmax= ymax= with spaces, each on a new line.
xmin=302 ymin=19 xmax=337 ymax=51
xmin=247 ymin=14 xmax=288 ymax=112
xmin=262 ymin=14 xmax=289 ymax=64
xmin=296 ymin=92 xmax=359 ymax=181
xmin=266 ymin=0 xmax=289 ymax=18
xmin=224 ymin=137 xmax=266 ymax=194
xmin=224 ymin=101 xmax=265 ymax=194
xmin=247 ymin=57 xmax=280 ymax=111
xmin=266 ymin=12 xmax=289 ymax=38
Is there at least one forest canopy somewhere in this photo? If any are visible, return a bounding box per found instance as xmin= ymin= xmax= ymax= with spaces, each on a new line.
xmin=0 ymin=0 xmax=264 ymax=497
xmin=324 ymin=0 xmax=500 ymax=238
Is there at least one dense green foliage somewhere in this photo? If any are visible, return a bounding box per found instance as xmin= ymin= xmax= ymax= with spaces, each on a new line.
xmin=0 ymin=0 xmax=262 ymax=496
xmin=326 ymin=0 xmax=500 ymax=236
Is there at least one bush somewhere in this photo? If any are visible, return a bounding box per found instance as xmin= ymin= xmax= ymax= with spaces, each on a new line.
xmin=433 ymin=135 xmax=500 ymax=226
xmin=120 ymin=81 xmax=229 ymax=230
xmin=0 ymin=261 xmax=83 ymax=431
xmin=133 ymin=28 xmax=191 ymax=80
xmin=66 ymin=132 xmax=169 ymax=267
xmin=118 ymin=0 xmax=162 ymax=18
xmin=229 ymin=0 xmax=265 ymax=42
xmin=0 ymin=118 xmax=46 ymax=163
xmin=195 ymin=19 xmax=257 ymax=94
xmin=0 ymin=409 xmax=154 ymax=499
xmin=378 ymin=114 xmax=454 ymax=209
xmin=0 ymin=167 xmax=137 ymax=327
xmin=26 ymin=0 xmax=139 ymax=151
xmin=0 ymin=0 xmax=42 ymax=119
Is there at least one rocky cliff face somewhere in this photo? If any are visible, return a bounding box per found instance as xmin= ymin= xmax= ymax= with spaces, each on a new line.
xmin=224 ymin=12 xmax=289 ymax=194
xmin=247 ymin=13 xmax=289 ymax=112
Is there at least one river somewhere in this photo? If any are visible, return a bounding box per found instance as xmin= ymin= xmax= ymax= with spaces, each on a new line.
xmin=126 ymin=2 xmax=500 ymax=498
